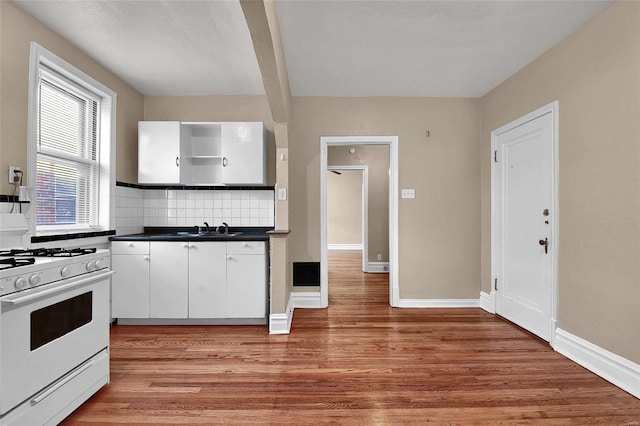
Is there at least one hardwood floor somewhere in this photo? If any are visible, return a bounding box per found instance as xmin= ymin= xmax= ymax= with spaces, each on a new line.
xmin=64 ymin=250 xmax=640 ymax=425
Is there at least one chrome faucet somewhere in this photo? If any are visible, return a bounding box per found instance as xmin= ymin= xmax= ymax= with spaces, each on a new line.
xmin=218 ymin=222 xmax=229 ymax=234
xmin=203 ymin=222 xmax=210 ymax=233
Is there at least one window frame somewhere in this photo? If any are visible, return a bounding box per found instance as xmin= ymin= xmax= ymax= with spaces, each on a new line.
xmin=27 ymin=42 xmax=116 ymax=237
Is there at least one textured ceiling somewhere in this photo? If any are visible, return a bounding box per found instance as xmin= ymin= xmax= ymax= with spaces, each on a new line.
xmin=275 ymin=0 xmax=614 ymax=97
xmin=14 ymin=0 xmax=614 ymax=98
xmin=14 ymin=0 xmax=265 ymax=96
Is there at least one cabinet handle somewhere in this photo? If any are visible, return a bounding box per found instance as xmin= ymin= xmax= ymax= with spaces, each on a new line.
xmin=144 ymin=256 xmax=150 ymax=261
xmin=176 ymin=156 xmax=180 ymax=167
xmin=227 ymin=255 xmax=233 ymax=261
xmin=184 ymin=244 xmax=190 ymax=249
xmin=222 ymin=157 xmax=227 ymax=167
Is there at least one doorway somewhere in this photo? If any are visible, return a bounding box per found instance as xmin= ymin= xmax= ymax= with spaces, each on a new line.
xmin=320 ymin=136 xmax=399 ymax=308
xmin=327 ymin=166 xmax=368 ymax=272
xmin=491 ymin=101 xmax=559 ymax=342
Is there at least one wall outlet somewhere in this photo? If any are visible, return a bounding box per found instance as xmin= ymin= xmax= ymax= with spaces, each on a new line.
xmin=8 ymin=166 xmax=21 ymax=184
xmin=401 ymin=188 xmax=415 ymax=199
xmin=377 ymin=253 xmax=382 ymax=261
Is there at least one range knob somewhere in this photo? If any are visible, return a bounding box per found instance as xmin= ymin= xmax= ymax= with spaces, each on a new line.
xmin=94 ymin=259 xmax=103 ymax=269
xmin=85 ymin=261 xmax=95 ymax=271
xmin=29 ymin=274 xmax=41 ymax=286
xmin=14 ymin=277 xmax=27 ymax=290
xmin=60 ymin=266 xmax=70 ymax=278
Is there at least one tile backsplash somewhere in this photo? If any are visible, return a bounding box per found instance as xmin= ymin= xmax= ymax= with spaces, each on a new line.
xmin=115 ymin=186 xmax=274 ymax=236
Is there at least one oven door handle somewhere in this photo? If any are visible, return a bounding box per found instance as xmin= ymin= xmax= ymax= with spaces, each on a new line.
xmin=1 ymin=270 xmax=114 ymax=306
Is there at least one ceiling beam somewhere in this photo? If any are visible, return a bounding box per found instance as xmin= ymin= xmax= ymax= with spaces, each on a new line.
xmin=240 ymin=0 xmax=291 ymax=123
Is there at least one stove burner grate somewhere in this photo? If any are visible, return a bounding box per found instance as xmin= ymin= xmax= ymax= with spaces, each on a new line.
xmin=0 ymin=257 xmax=36 ymax=270
xmin=0 ymin=248 xmax=97 ymax=257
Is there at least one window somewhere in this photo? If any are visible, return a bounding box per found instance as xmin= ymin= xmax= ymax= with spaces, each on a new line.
xmin=28 ymin=43 xmax=116 ymax=235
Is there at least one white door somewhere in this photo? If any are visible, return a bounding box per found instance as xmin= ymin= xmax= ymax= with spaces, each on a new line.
xmin=150 ymin=242 xmax=189 ymax=318
xmin=188 ymin=242 xmax=227 ymax=318
xmin=138 ymin=121 xmax=182 ymax=184
xmin=221 ymin=122 xmax=266 ymax=185
xmin=493 ymin=106 xmax=556 ymax=341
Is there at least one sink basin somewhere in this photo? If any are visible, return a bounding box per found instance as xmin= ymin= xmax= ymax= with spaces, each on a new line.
xmin=198 ymin=232 xmax=243 ymax=238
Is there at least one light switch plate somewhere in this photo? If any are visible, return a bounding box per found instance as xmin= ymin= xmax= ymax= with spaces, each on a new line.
xmin=401 ymin=189 xmax=415 ymax=199
xmin=278 ymin=188 xmax=287 ymax=201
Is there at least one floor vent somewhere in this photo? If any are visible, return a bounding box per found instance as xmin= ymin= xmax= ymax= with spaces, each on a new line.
xmin=293 ymin=262 xmax=320 ymax=286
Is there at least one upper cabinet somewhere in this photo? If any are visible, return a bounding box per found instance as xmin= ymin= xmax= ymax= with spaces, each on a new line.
xmin=138 ymin=121 xmax=267 ymax=186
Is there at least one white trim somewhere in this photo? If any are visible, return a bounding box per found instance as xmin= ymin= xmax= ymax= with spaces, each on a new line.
xmin=290 ymin=291 xmax=322 ymax=308
xmin=397 ymin=299 xmax=480 ymax=308
xmin=27 ymin=42 xmax=116 ymax=237
xmin=328 ymin=244 xmax=363 ymax=251
xmin=321 ymin=136 xmax=399 ymax=308
xmin=269 ymin=296 xmax=294 ymax=335
xmin=554 ymin=328 xmax=640 ymax=399
xmin=479 ymin=291 xmax=495 ymax=313
xmin=491 ymin=101 xmax=559 ymax=341
xmin=366 ymin=262 xmax=389 ymax=273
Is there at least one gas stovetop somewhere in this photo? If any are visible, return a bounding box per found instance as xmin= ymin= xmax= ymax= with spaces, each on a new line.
xmin=0 ymin=248 xmax=111 ymax=297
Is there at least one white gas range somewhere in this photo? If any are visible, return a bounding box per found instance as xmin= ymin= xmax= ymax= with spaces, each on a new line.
xmin=0 ymin=216 xmax=112 ymax=425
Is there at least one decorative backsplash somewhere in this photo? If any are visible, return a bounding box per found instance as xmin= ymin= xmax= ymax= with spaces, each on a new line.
xmin=115 ymin=186 xmax=274 ymax=236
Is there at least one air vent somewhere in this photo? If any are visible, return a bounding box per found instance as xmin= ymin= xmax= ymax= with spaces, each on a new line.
xmin=293 ymin=262 xmax=320 ymax=286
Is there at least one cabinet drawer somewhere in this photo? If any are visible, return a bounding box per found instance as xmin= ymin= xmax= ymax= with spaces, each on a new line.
xmin=226 ymin=241 xmax=265 ymax=255
xmin=111 ymin=241 xmax=149 ymax=255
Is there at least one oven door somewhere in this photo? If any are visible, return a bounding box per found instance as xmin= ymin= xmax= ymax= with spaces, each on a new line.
xmin=0 ymin=270 xmax=112 ymax=416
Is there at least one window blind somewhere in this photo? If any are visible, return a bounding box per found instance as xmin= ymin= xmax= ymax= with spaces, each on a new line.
xmin=36 ymin=67 xmax=100 ymax=229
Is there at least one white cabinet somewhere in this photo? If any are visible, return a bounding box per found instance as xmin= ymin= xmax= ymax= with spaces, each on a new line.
xmin=138 ymin=121 xmax=266 ymax=185
xmin=110 ymin=240 xmax=267 ymax=321
xmin=220 ymin=122 xmax=267 ymax=185
xmin=138 ymin=121 xmax=185 ymax=184
xmin=226 ymin=242 xmax=266 ymax=318
xmin=188 ymin=242 xmax=227 ymax=318
xmin=149 ymin=242 xmax=189 ymax=318
xmin=111 ymin=242 xmax=150 ymax=318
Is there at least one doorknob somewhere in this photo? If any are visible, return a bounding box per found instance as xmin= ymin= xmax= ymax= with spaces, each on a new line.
xmin=538 ymin=238 xmax=548 ymax=254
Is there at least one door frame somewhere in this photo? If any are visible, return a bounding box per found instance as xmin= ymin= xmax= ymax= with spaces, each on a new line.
xmin=327 ymin=165 xmax=369 ymax=272
xmin=490 ymin=100 xmax=559 ymax=345
xmin=320 ymin=136 xmax=399 ymax=308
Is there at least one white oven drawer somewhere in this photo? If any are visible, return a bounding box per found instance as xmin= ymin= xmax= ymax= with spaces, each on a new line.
xmin=111 ymin=241 xmax=149 ymax=255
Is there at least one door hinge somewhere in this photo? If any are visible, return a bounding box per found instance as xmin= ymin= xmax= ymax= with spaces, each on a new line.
xmin=494 ymin=150 xmax=497 ymax=163
xmin=494 ymin=278 xmax=498 ymax=291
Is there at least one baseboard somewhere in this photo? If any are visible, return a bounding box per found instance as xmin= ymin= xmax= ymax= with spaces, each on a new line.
xmin=290 ymin=291 xmax=322 ymax=308
xmin=328 ymin=244 xmax=363 ymax=250
xmin=269 ymin=295 xmax=295 ymax=335
xmin=397 ymin=299 xmax=481 ymax=308
xmin=554 ymin=328 xmax=640 ymax=399
xmin=366 ymin=261 xmax=389 ymax=273
xmin=479 ymin=291 xmax=495 ymax=313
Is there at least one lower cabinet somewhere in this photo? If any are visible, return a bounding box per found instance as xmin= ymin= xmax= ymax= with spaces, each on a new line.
xmin=149 ymin=242 xmax=189 ymax=318
xmin=110 ymin=240 xmax=266 ymax=321
xmin=111 ymin=242 xmax=150 ymax=318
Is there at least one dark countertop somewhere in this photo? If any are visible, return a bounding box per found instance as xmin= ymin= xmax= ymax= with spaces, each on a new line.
xmin=109 ymin=226 xmax=272 ymax=242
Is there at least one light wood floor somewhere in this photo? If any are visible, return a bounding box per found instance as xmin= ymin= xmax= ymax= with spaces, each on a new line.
xmin=64 ymin=250 xmax=640 ymax=425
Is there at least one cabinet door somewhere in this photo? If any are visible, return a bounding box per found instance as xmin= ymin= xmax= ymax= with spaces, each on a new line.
xmin=138 ymin=121 xmax=182 ymax=184
xmin=226 ymin=253 xmax=266 ymax=318
xmin=150 ymin=242 xmax=189 ymax=318
xmin=111 ymin=254 xmax=150 ymax=318
xmin=221 ymin=122 xmax=266 ymax=185
xmin=188 ymin=242 xmax=227 ymax=318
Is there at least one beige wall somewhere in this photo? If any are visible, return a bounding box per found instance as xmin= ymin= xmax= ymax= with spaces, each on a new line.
xmin=327 ymin=169 xmax=362 ymax=246
xmin=0 ymin=1 xmax=143 ymax=191
xmin=143 ymin=96 xmax=277 ymax=185
xmin=289 ymin=97 xmax=481 ymax=299
xmin=328 ymin=145 xmax=390 ymax=261
xmin=480 ymin=2 xmax=640 ymax=362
